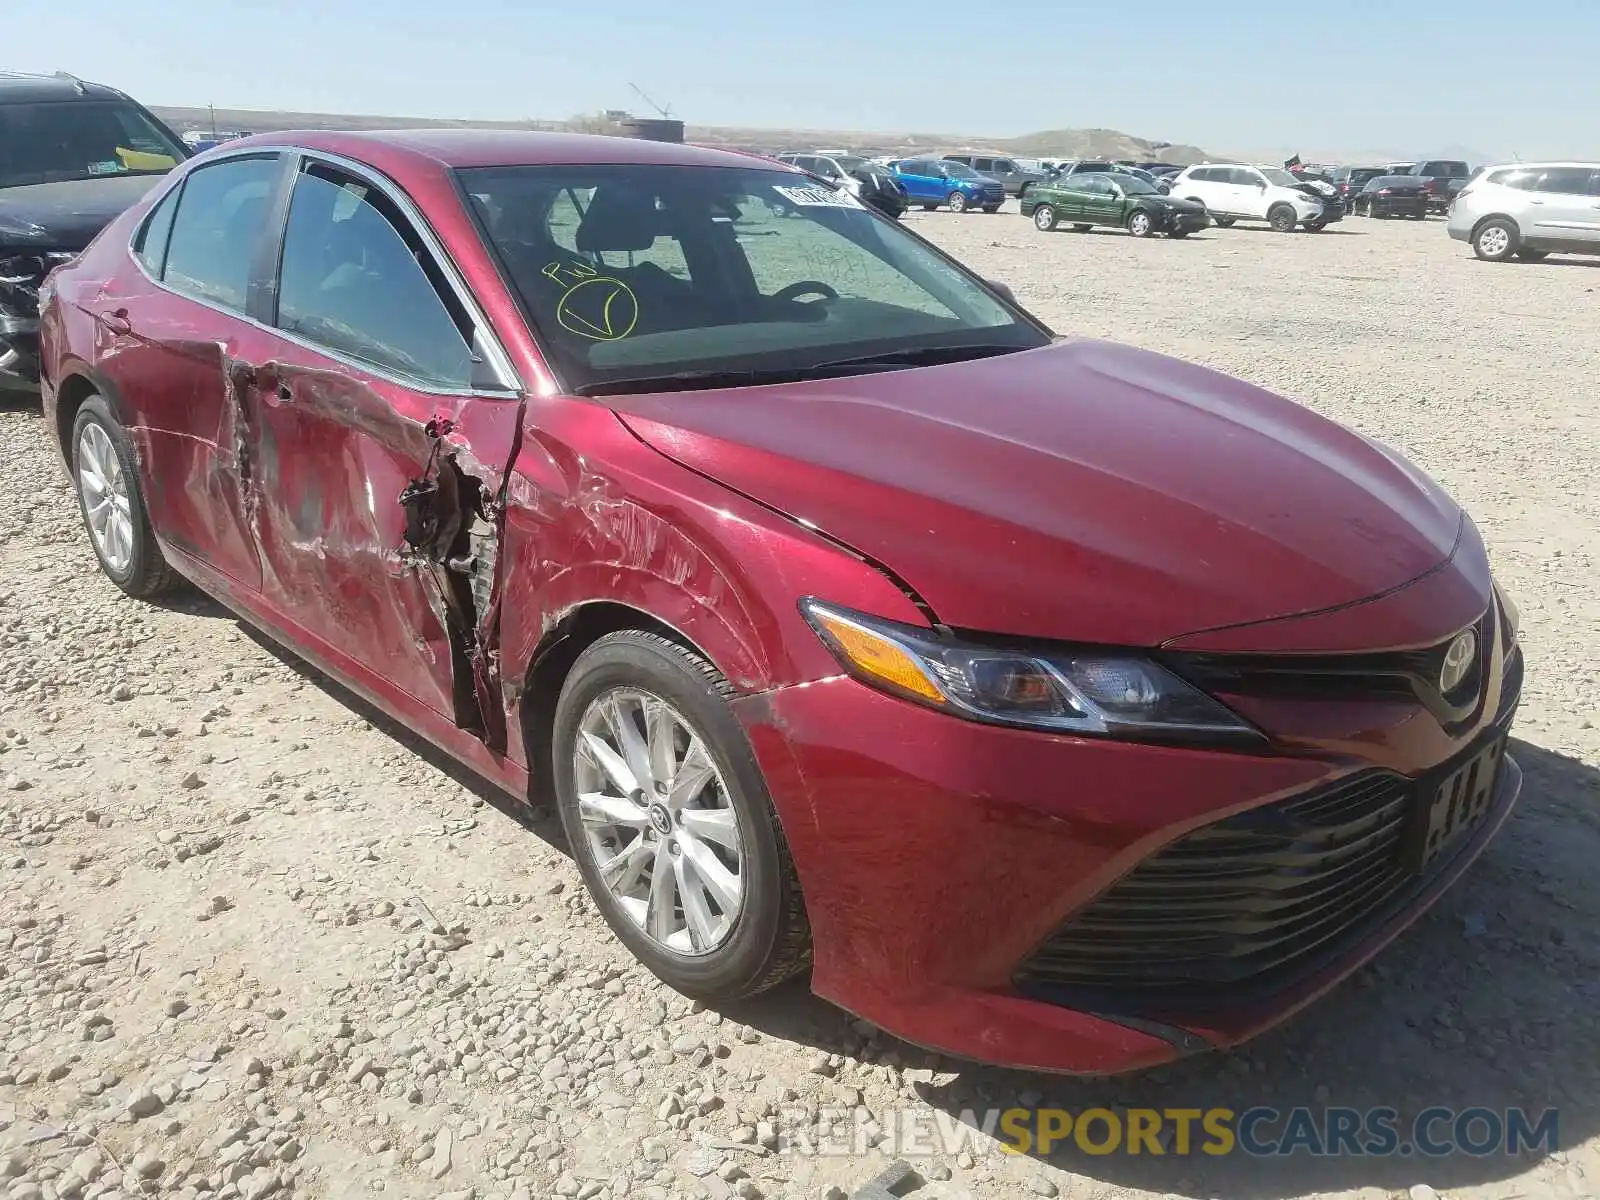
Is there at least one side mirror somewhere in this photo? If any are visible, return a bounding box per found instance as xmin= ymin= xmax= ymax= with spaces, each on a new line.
xmin=1257 ymin=182 xmax=1268 ymax=190
xmin=984 ymin=278 xmax=1017 ymax=305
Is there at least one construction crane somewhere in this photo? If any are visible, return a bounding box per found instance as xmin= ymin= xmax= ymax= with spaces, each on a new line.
xmin=628 ymin=83 xmax=673 ymax=120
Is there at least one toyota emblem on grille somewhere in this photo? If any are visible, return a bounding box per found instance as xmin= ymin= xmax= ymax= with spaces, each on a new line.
xmin=1439 ymin=629 xmax=1477 ymax=694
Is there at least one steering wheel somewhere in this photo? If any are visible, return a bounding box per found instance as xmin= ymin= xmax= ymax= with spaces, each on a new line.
xmin=772 ymin=280 xmax=839 ymax=305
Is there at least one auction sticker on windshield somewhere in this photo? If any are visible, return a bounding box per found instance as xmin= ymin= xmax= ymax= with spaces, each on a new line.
xmin=773 ymin=185 xmax=860 ymax=208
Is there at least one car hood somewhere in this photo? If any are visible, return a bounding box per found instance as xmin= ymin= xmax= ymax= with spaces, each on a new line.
xmin=610 ymin=339 xmax=1462 ymax=647
xmin=1152 ymin=195 xmax=1205 ymax=213
xmin=0 ymin=174 xmax=168 ymax=248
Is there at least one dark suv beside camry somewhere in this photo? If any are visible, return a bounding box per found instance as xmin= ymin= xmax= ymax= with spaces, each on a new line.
xmin=0 ymin=72 xmax=188 ymax=392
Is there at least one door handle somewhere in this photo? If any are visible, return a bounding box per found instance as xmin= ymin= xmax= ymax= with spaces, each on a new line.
xmin=97 ymin=307 xmax=132 ymax=335
xmin=1528 ymin=199 xmax=1544 ymax=205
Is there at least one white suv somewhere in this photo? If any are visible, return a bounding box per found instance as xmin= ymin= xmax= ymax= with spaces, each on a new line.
xmin=1445 ymin=162 xmax=1600 ymax=262
xmin=1169 ymin=164 xmax=1340 ymax=232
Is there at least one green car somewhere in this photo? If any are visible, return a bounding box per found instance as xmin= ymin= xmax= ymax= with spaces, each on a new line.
xmin=1021 ymin=173 xmax=1210 ymax=238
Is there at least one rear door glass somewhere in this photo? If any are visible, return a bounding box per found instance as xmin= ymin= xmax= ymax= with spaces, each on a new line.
xmin=161 ymin=154 xmax=281 ymax=311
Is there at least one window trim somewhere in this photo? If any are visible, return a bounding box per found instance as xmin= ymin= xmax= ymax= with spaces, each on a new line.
xmin=132 ymin=176 xmax=186 ymax=278
xmin=125 ymin=143 xmax=520 ymax=399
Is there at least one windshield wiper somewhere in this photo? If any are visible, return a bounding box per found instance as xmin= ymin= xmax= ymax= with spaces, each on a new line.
xmin=573 ymin=343 xmax=1026 ymax=397
xmin=573 ymin=367 xmax=812 ymax=397
xmin=808 ymin=343 xmax=1024 ymax=372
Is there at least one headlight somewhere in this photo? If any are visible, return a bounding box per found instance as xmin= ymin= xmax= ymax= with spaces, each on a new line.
xmin=800 ymin=599 xmax=1259 ymax=741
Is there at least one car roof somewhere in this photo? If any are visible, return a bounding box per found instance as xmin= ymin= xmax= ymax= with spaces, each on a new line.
xmin=220 ymin=128 xmax=793 ymax=172
xmin=1483 ymin=160 xmax=1600 ymax=170
xmin=0 ymin=71 xmax=130 ymax=103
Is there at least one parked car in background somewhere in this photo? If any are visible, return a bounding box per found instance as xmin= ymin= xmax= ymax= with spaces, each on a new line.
xmin=941 ymin=154 xmax=1047 ymax=197
xmin=38 ymin=127 xmax=1524 ymax=1077
xmin=889 ymin=158 xmax=1005 ymax=212
xmin=1386 ymin=162 xmax=1416 ymax=174
xmin=774 ymin=153 xmax=908 ymax=219
xmin=1022 ymin=172 xmax=1208 ymax=238
xmin=1402 ymin=160 xmax=1471 ymax=213
xmin=1170 ymin=163 xmax=1342 ymax=231
xmin=1352 ymin=175 xmax=1429 ymax=219
xmin=1447 ymin=162 xmax=1600 ymax=262
xmin=1330 ymin=166 xmax=1388 ymax=206
xmin=0 ymin=70 xmax=188 ymax=392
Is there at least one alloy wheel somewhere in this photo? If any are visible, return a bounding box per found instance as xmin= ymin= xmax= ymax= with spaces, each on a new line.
xmin=573 ymin=688 xmax=745 ymax=956
xmin=77 ymin=422 xmax=135 ymax=575
xmin=1477 ymin=226 xmax=1511 ymax=258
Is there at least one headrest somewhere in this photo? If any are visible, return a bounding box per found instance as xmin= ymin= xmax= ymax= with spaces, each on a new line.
xmin=575 ymin=185 xmax=659 ymax=253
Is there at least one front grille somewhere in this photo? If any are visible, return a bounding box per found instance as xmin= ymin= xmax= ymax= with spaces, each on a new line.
xmin=1014 ymin=692 xmax=1519 ymax=1010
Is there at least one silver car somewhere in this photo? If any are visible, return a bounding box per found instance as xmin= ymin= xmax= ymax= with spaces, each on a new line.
xmin=1446 ymin=162 xmax=1600 ymax=262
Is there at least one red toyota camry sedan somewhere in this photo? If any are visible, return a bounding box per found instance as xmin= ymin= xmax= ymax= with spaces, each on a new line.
xmin=37 ymin=130 xmax=1523 ymax=1074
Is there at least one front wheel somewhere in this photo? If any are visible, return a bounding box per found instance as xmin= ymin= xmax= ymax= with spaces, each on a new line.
xmin=72 ymin=396 xmax=179 ymax=597
xmin=1127 ymin=210 xmax=1154 ymax=238
xmin=1072 ymin=223 xmax=1093 ymax=232
xmin=1515 ymin=248 xmax=1549 ymax=261
xmin=1212 ymin=215 xmax=1236 ymax=228
xmin=1472 ymin=217 xmax=1519 ymax=261
xmin=947 ymin=191 xmax=969 ymax=213
xmin=553 ymin=631 xmax=812 ymax=1002
xmin=1268 ymin=204 xmax=1299 ymax=233
xmin=921 ymin=203 xmax=938 ymax=212
xmin=1033 ymin=204 xmax=1057 ymax=231
xmin=982 ymin=204 xmax=1001 ymax=213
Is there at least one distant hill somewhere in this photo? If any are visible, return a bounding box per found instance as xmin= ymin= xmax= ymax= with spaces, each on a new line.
xmin=149 ymin=105 xmax=1209 ymax=164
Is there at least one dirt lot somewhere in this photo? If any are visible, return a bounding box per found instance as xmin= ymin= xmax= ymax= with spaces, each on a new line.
xmin=2 ymin=211 xmax=1597 ymax=1200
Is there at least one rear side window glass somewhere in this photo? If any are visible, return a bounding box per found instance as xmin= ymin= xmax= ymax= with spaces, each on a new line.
xmin=134 ymin=183 xmax=182 ymax=278
xmin=275 ymin=161 xmax=474 ymax=387
xmin=162 ymin=155 xmax=281 ymax=311
xmin=1230 ymin=168 xmax=1261 ymax=186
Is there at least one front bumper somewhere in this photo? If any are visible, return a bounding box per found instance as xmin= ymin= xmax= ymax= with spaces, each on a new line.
xmin=0 ymin=312 xmax=41 ymax=390
xmin=734 ymin=620 xmax=1521 ymax=1074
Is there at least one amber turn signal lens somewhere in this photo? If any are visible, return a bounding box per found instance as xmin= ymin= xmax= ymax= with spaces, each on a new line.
xmin=809 ymin=609 xmax=945 ymax=705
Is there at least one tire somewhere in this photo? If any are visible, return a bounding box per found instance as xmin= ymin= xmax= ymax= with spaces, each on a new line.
xmin=71 ymin=395 xmax=179 ymax=598
xmin=921 ymin=203 xmax=937 ymax=212
xmin=1033 ymin=204 xmax=1057 ymax=231
xmin=947 ymin=191 xmax=969 ymax=213
xmin=1268 ymin=204 xmax=1298 ymax=233
xmin=1072 ymin=223 xmax=1093 ymax=232
xmin=1212 ymin=215 xmax=1236 ymax=228
xmin=1127 ymin=210 xmax=1153 ymax=238
xmin=1168 ymin=227 xmax=1191 ymax=239
xmin=1515 ymin=248 xmax=1549 ymax=261
xmin=552 ymin=631 xmax=811 ymax=1002
xmin=982 ymin=204 xmax=1001 ymax=214
xmin=1305 ymin=220 xmax=1327 ymax=232
xmin=1472 ymin=217 xmax=1519 ymax=262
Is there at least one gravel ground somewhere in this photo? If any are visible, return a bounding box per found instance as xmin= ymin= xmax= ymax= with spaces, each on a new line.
xmin=2 ymin=210 xmax=1597 ymax=1200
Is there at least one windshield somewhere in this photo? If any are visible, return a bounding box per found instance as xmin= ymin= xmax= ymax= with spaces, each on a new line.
xmin=1115 ymin=176 xmax=1160 ymax=196
xmin=835 ymin=156 xmax=869 ymax=173
xmin=942 ymin=161 xmax=982 ymax=179
xmin=460 ymin=164 xmax=1045 ymax=394
xmin=0 ymin=100 xmax=186 ymax=188
xmin=1258 ymin=168 xmax=1300 ymax=186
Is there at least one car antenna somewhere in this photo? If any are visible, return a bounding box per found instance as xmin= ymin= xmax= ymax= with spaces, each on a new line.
xmin=52 ymin=70 xmax=88 ymax=95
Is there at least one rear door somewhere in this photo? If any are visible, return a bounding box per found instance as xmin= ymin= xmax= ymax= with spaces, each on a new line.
xmin=90 ymin=152 xmax=287 ymax=592
xmin=236 ymin=152 xmax=525 ymax=747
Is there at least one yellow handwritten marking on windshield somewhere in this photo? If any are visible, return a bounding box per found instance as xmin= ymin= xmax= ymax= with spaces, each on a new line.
xmin=115 ymin=147 xmax=177 ymax=171
xmin=556 ymin=277 xmax=639 ymax=341
xmin=543 ymin=260 xmax=638 ymax=341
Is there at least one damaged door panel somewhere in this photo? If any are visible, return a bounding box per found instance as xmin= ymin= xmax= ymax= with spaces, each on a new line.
xmin=234 ymin=355 xmax=522 ymax=752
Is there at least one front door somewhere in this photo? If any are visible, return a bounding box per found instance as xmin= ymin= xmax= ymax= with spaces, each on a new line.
xmin=89 ymin=152 xmax=286 ymax=591
xmin=1526 ymin=167 xmax=1600 ymax=245
xmin=236 ymin=154 xmax=524 ymax=746
xmin=1232 ymin=168 xmax=1271 ymax=218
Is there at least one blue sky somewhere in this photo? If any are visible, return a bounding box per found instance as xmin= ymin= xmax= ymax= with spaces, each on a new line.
xmin=11 ymin=0 xmax=1600 ymax=161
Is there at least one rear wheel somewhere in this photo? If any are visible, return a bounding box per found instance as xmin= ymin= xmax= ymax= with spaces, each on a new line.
xmin=1212 ymin=215 xmax=1236 ymax=228
xmin=947 ymin=191 xmax=969 ymax=213
xmin=1127 ymin=210 xmax=1153 ymax=238
xmin=1472 ymin=217 xmax=1519 ymax=262
xmin=553 ymin=632 xmax=811 ymax=1002
xmin=921 ymin=203 xmax=937 ymax=211
xmin=1168 ymin=227 xmax=1191 ymax=239
xmin=1515 ymin=248 xmax=1549 ymax=262
xmin=1268 ymin=204 xmax=1298 ymax=233
xmin=1033 ymin=204 xmax=1057 ymax=231
xmin=71 ymin=396 xmax=179 ymax=598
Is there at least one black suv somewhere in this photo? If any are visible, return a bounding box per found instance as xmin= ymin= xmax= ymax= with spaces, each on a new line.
xmin=0 ymin=72 xmax=188 ymax=392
